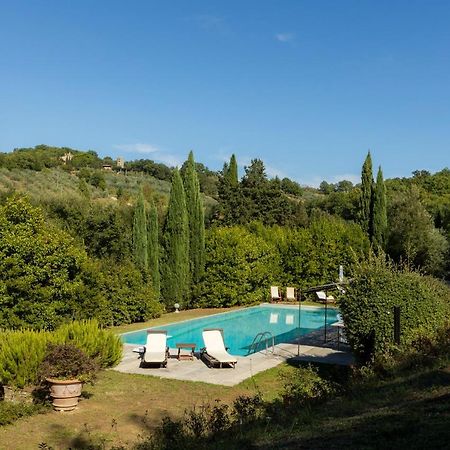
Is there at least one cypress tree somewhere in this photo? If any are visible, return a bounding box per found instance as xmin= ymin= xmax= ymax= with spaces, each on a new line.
xmin=182 ymin=151 xmax=205 ymax=288
xmin=228 ymin=154 xmax=239 ymax=185
xmin=359 ymin=151 xmax=374 ymax=234
xmin=372 ymin=166 xmax=388 ymax=249
xmin=147 ymin=199 xmax=160 ymax=299
xmin=133 ymin=191 xmax=148 ymax=272
xmin=161 ymin=169 xmax=189 ymax=307
xmin=218 ymin=154 xmax=248 ymax=224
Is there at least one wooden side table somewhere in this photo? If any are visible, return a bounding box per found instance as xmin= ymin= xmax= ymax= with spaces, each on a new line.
xmin=176 ymin=343 xmax=196 ymax=360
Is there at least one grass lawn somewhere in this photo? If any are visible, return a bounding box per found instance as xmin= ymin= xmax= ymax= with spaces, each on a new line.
xmin=0 ymin=364 xmax=288 ymax=449
xmin=3 ymin=360 xmax=448 ymax=450
xmin=252 ymin=363 xmax=450 ymax=450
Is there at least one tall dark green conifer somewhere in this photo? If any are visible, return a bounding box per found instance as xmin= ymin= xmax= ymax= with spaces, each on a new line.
xmin=147 ymin=199 xmax=160 ymax=299
xmin=218 ymin=154 xmax=248 ymax=224
xmin=372 ymin=166 xmax=387 ymax=249
xmin=161 ymin=169 xmax=189 ymax=307
xmin=182 ymin=151 xmax=205 ymax=288
xmin=228 ymin=154 xmax=239 ymax=185
xmin=133 ymin=191 xmax=148 ymax=272
xmin=359 ymin=151 xmax=374 ymax=234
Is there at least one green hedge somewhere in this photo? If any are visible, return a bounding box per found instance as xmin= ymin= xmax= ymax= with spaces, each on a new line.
xmin=195 ymin=217 xmax=369 ymax=307
xmin=0 ymin=320 xmax=122 ymax=388
xmin=196 ymin=226 xmax=281 ymax=307
xmin=339 ymin=255 xmax=450 ymax=363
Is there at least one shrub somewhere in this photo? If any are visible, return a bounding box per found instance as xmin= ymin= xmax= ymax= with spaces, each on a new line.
xmin=0 ymin=195 xmax=94 ymax=330
xmin=0 ymin=401 xmax=46 ymax=426
xmin=0 ymin=320 xmax=122 ymax=388
xmin=339 ymin=254 xmax=450 ymax=364
xmin=279 ymin=365 xmax=337 ymax=407
xmin=254 ymin=217 xmax=370 ymax=290
xmin=0 ymin=329 xmax=52 ymax=388
xmin=196 ymin=226 xmax=281 ymax=307
xmin=38 ymin=343 xmax=99 ymax=383
xmin=97 ymin=261 xmax=163 ymax=325
xmin=54 ymin=319 xmax=123 ymax=367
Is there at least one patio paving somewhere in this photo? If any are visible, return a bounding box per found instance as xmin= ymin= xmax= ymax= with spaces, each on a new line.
xmin=114 ymin=328 xmax=354 ymax=386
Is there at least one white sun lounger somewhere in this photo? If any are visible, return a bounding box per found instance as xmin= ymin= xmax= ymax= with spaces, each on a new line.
xmin=139 ymin=330 xmax=169 ymax=367
xmin=286 ymin=287 xmax=297 ymax=301
xmin=270 ymin=286 xmax=281 ymax=302
xmin=316 ymin=290 xmax=335 ymax=303
xmin=201 ymin=328 xmax=237 ymax=368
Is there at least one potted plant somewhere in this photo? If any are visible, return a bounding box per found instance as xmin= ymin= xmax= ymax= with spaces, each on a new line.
xmin=39 ymin=343 xmax=99 ymax=411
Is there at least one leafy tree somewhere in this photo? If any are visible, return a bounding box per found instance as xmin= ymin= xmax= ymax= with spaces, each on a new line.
xmin=241 ymin=159 xmax=294 ymax=226
xmin=78 ymin=178 xmax=91 ymax=200
xmin=359 ymin=151 xmax=374 ymax=234
xmin=336 ymin=180 xmax=354 ymax=193
xmin=0 ymin=196 xmax=92 ymax=329
xmin=89 ymin=170 xmax=106 ymax=190
xmin=127 ymin=159 xmax=173 ymax=181
xmin=319 ymin=181 xmax=334 ymax=194
xmin=147 ymin=199 xmax=160 ymax=299
xmin=161 ymin=169 xmax=189 ymax=307
xmin=281 ymin=177 xmax=303 ymax=196
xmin=133 ymin=191 xmax=148 ymax=272
xmin=71 ymin=150 xmax=103 ymax=169
xmin=372 ymin=166 xmax=387 ymax=250
xmin=387 ymin=186 xmax=448 ymax=276
xmin=310 ymin=189 xmax=360 ymax=222
xmin=182 ymin=151 xmax=205 ymax=288
xmin=242 ymin=159 xmax=267 ymax=188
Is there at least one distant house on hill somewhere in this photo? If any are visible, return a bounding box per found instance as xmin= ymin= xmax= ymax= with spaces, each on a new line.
xmin=102 ymin=164 xmax=113 ymax=171
xmin=116 ymin=157 xmax=125 ymax=169
xmin=60 ymin=152 xmax=73 ymax=164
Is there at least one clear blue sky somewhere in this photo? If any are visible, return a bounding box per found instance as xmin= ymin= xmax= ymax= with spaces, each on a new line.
xmin=1 ymin=1 xmax=449 ymax=186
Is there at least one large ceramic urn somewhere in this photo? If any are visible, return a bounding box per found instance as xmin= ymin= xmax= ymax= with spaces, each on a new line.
xmin=46 ymin=378 xmax=82 ymax=411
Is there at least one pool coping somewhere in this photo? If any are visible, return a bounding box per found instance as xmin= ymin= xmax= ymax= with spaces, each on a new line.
xmin=114 ymin=338 xmax=353 ymax=387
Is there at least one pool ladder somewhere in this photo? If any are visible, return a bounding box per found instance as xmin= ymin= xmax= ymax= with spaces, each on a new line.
xmin=248 ymin=331 xmax=275 ymax=355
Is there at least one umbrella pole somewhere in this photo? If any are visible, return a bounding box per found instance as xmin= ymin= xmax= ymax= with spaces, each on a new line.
xmin=297 ymin=290 xmax=302 ymax=356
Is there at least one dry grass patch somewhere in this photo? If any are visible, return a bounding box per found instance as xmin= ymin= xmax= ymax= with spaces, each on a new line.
xmin=0 ymin=364 xmax=288 ymax=449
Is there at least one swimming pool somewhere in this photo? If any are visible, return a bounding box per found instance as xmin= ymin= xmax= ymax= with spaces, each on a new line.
xmin=122 ymin=304 xmax=338 ymax=356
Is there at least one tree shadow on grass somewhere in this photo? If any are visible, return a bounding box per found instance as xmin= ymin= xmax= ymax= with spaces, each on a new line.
xmin=255 ymin=366 xmax=450 ymax=450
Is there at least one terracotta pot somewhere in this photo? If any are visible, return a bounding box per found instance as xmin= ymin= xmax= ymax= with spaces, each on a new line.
xmin=46 ymin=378 xmax=82 ymax=411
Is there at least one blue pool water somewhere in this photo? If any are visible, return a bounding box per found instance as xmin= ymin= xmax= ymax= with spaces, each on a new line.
xmin=122 ymin=304 xmax=338 ymax=356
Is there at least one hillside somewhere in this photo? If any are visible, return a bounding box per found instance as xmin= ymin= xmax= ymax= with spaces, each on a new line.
xmin=0 ymin=167 xmax=217 ymax=214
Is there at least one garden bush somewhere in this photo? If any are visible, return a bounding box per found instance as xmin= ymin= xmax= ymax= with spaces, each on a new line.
xmin=196 ymin=226 xmax=281 ymax=307
xmin=96 ymin=261 xmax=164 ymax=325
xmin=38 ymin=343 xmax=100 ymax=383
xmin=339 ymin=254 xmax=450 ymax=364
xmin=54 ymin=319 xmax=123 ymax=367
xmin=0 ymin=329 xmax=52 ymax=388
xmin=251 ymin=216 xmax=370 ymax=290
xmin=0 ymin=320 xmax=122 ymax=388
xmin=279 ymin=365 xmax=337 ymax=407
xmin=0 ymin=401 xmax=46 ymax=426
xmin=196 ymin=218 xmax=369 ymax=308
